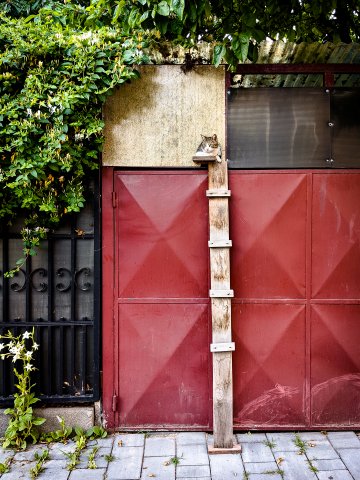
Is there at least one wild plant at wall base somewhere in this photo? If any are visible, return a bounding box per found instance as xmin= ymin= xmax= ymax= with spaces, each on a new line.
xmin=0 ymin=329 xmax=45 ymax=450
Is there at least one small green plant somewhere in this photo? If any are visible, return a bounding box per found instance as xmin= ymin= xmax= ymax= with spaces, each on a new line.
xmin=0 ymin=458 xmax=11 ymax=474
xmin=293 ymin=433 xmax=307 ymax=454
xmin=243 ymin=471 xmax=250 ymax=480
xmin=170 ymin=455 xmax=181 ymax=465
xmin=85 ymin=426 xmax=107 ymax=440
xmin=307 ymin=459 xmax=319 ymax=473
xmin=104 ymin=453 xmax=114 ymax=462
xmin=87 ymin=446 xmax=99 ymax=469
xmin=41 ymin=416 xmax=73 ymax=444
xmin=263 ymin=438 xmax=277 ymax=449
xmin=264 ymin=469 xmax=285 ymax=478
xmin=0 ymin=329 xmax=45 ymax=450
xmin=30 ymin=449 xmax=49 ymax=479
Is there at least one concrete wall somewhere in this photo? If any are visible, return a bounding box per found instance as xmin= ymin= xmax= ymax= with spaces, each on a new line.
xmin=102 ymin=65 xmax=225 ymax=167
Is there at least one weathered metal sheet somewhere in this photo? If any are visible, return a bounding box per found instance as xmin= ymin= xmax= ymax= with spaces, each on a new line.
xmin=111 ymin=171 xmax=211 ymax=429
xmin=231 ymin=171 xmax=360 ymax=429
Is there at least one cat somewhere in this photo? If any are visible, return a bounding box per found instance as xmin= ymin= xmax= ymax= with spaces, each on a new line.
xmin=196 ymin=134 xmax=222 ymax=162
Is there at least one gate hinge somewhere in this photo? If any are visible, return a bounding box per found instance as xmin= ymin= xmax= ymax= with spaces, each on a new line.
xmin=112 ymin=191 xmax=117 ymax=208
xmin=112 ymin=394 xmax=118 ymax=412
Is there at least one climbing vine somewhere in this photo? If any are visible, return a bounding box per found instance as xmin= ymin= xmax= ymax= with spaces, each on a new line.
xmin=0 ymin=11 xmax=150 ymax=274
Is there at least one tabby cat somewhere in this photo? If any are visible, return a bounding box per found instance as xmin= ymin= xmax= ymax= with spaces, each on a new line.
xmin=196 ymin=134 xmax=222 ymax=162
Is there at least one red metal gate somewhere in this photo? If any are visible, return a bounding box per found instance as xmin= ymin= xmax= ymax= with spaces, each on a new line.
xmin=102 ymin=170 xmax=211 ymax=429
xmin=231 ymin=171 xmax=360 ymax=429
xmin=103 ymin=168 xmax=360 ymax=430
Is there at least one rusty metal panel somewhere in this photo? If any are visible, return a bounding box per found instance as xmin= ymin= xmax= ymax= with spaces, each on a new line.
xmin=312 ymin=173 xmax=360 ymax=299
xmin=233 ymin=303 xmax=306 ymax=427
xmin=113 ymin=171 xmax=210 ymax=429
xmin=311 ymin=305 xmax=360 ymax=426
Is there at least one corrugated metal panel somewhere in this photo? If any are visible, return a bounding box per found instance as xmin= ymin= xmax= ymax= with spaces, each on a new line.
xmin=235 ymin=40 xmax=360 ymax=88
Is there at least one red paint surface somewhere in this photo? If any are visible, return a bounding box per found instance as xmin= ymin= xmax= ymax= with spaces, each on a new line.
xmin=110 ymin=171 xmax=210 ymax=429
xmin=230 ymin=171 xmax=360 ymax=429
xmin=103 ymin=169 xmax=360 ymax=429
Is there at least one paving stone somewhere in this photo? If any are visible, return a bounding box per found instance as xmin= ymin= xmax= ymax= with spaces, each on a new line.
xmin=68 ymin=468 xmax=106 ymax=479
xmin=93 ymin=436 xmax=115 ymax=448
xmin=209 ymin=454 xmax=244 ymax=479
xmin=298 ymin=432 xmax=329 ymax=443
xmin=49 ymin=442 xmax=76 ymax=459
xmin=268 ymin=433 xmax=299 ymax=452
xmin=144 ymin=437 xmax=175 ymax=457
xmin=141 ymin=456 xmax=175 ymax=479
xmin=77 ymin=446 xmax=112 ymax=468
xmin=249 ymin=474 xmax=282 ymax=480
xmin=177 ymin=444 xmax=209 ymax=466
xmin=244 ymin=461 xmax=280 ymax=474
xmin=317 ymin=471 xmax=354 ymax=480
xmin=1 ymin=461 xmax=34 ymax=479
xmin=306 ymin=442 xmax=339 ymax=460
xmin=236 ymin=433 xmax=267 ymax=443
xmin=43 ymin=459 xmax=68 ymax=469
xmin=175 ymin=478 xmax=211 ymax=480
xmin=176 ymin=465 xmax=211 ymax=478
xmin=114 ymin=434 xmax=145 ymax=448
xmin=0 ymin=450 xmax=14 ymax=463
xmin=13 ymin=446 xmax=47 ymax=461
xmin=38 ymin=468 xmax=70 ymax=480
xmin=112 ymin=445 xmax=143 ymax=461
xmin=176 ymin=433 xmax=207 ymax=445
xmin=311 ymin=458 xmax=346 ymax=470
xmin=107 ymin=459 xmax=142 ymax=480
xmin=275 ymin=451 xmax=318 ymax=480
xmin=328 ymin=431 xmax=360 ymax=449
xmin=337 ymin=448 xmax=360 ymax=479
xmin=241 ymin=442 xmax=274 ymax=463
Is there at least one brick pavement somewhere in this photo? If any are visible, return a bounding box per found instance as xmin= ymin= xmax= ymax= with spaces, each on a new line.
xmin=0 ymin=431 xmax=359 ymax=479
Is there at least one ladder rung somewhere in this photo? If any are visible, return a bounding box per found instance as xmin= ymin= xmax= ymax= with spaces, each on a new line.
xmin=206 ymin=189 xmax=231 ymax=197
xmin=208 ymin=240 xmax=232 ymax=248
xmin=210 ymin=289 xmax=234 ymax=298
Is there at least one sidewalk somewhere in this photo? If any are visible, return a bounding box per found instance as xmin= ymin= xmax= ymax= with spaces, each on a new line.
xmin=0 ymin=431 xmax=359 ymax=480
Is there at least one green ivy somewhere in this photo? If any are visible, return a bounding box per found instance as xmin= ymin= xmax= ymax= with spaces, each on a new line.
xmin=0 ymin=12 xmax=150 ymax=273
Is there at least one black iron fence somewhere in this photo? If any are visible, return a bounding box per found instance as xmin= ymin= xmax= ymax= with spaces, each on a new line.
xmin=0 ymin=179 xmax=100 ymax=404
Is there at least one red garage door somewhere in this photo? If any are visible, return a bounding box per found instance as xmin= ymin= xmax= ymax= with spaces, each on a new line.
xmin=231 ymin=171 xmax=360 ymax=429
xmin=102 ymin=169 xmax=360 ymax=430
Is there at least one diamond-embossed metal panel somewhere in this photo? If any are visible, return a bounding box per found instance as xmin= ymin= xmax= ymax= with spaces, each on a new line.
xmin=312 ymin=173 xmax=360 ymax=299
xmin=116 ymin=172 xmax=209 ymax=299
xmin=311 ymin=305 xmax=360 ymax=426
xmin=113 ymin=171 xmax=210 ymax=429
xmin=118 ymin=303 xmax=210 ymax=427
xmin=230 ymin=173 xmax=307 ymax=299
xmin=233 ymin=304 xmax=306 ymax=427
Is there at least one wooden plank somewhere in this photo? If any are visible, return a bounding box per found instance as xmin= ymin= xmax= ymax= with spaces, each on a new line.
xmin=210 ymin=342 xmax=235 ymax=352
xmin=206 ymin=189 xmax=231 ymax=197
xmin=208 ymin=240 xmax=232 ymax=247
xmin=207 ymin=159 xmax=234 ymax=450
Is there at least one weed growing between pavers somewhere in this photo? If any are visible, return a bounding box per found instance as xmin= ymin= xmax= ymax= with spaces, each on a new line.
xmin=263 ymin=438 xmax=277 ymax=449
xmin=30 ymin=448 xmax=49 ymax=479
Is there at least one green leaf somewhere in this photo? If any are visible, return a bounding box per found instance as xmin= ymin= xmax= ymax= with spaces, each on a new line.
xmin=157 ymin=1 xmax=170 ymax=16
xmin=171 ymin=0 xmax=185 ymax=19
xmin=213 ymin=44 xmax=226 ymax=67
xmin=232 ymin=33 xmax=250 ymax=62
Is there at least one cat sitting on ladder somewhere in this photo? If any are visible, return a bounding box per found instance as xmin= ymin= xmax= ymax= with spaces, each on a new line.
xmin=196 ymin=134 xmax=222 ymax=162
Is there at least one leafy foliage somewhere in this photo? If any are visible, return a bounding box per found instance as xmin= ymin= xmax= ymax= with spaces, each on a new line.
xmin=1 ymin=0 xmax=359 ymax=270
xmin=0 ymin=11 xmax=148 ymax=272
